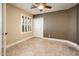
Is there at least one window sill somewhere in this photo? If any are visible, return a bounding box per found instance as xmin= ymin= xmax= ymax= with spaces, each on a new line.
xmin=21 ymin=31 xmax=32 ymax=34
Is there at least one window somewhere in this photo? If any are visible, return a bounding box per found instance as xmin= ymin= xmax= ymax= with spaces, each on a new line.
xmin=21 ymin=14 xmax=32 ymax=33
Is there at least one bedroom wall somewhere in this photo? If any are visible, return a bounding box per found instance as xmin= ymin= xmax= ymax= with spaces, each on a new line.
xmin=77 ymin=4 xmax=79 ymax=44
xmin=44 ymin=10 xmax=69 ymax=40
xmin=6 ymin=4 xmax=33 ymax=45
xmin=67 ymin=6 xmax=77 ymax=43
xmin=43 ymin=5 xmax=78 ymax=43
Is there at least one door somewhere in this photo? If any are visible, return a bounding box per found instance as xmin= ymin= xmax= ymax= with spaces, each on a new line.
xmin=0 ymin=3 xmax=2 ymax=56
xmin=2 ymin=3 xmax=6 ymax=56
xmin=33 ymin=15 xmax=44 ymax=38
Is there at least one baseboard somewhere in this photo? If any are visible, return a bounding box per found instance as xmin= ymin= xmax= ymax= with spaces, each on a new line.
xmin=6 ymin=36 xmax=34 ymax=48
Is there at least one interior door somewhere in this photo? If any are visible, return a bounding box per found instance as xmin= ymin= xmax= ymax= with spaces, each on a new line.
xmin=33 ymin=15 xmax=44 ymax=38
xmin=0 ymin=3 xmax=2 ymax=56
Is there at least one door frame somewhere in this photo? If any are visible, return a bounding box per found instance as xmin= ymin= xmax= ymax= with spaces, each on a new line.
xmin=0 ymin=3 xmax=2 ymax=56
xmin=2 ymin=3 xmax=6 ymax=56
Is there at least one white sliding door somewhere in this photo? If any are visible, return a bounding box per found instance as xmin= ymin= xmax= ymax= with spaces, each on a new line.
xmin=33 ymin=15 xmax=44 ymax=38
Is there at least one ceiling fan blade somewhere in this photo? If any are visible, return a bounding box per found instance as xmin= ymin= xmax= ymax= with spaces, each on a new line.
xmin=44 ymin=5 xmax=52 ymax=9
xmin=31 ymin=5 xmax=37 ymax=9
xmin=42 ymin=3 xmax=47 ymax=5
xmin=34 ymin=3 xmax=40 ymax=6
xmin=31 ymin=3 xmax=40 ymax=9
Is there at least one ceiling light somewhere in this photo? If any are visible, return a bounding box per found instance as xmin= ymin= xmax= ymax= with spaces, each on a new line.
xmin=31 ymin=3 xmax=52 ymax=11
xmin=38 ymin=5 xmax=44 ymax=10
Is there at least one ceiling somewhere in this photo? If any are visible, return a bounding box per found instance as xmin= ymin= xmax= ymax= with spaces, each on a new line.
xmin=10 ymin=3 xmax=77 ymax=15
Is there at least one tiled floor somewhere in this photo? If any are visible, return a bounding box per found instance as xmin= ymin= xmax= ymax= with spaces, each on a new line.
xmin=6 ymin=37 xmax=79 ymax=56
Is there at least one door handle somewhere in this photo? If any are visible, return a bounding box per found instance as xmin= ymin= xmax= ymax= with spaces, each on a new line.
xmin=2 ymin=33 xmax=8 ymax=35
xmin=5 ymin=33 xmax=8 ymax=35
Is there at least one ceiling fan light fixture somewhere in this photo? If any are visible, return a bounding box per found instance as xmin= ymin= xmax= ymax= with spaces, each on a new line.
xmin=37 ymin=5 xmax=44 ymax=10
xmin=31 ymin=3 xmax=52 ymax=11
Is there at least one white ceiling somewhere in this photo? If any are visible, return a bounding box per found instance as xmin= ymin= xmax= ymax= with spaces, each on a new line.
xmin=11 ymin=3 xmax=77 ymax=15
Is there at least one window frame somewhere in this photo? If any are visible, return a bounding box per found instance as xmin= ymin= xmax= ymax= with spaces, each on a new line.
xmin=21 ymin=14 xmax=32 ymax=34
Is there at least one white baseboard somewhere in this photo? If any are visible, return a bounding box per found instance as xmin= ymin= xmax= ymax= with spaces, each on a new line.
xmin=6 ymin=36 xmax=34 ymax=48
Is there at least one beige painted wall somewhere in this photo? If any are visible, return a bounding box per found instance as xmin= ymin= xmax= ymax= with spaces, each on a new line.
xmin=76 ymin=4 xmax=79 ymax=44
xmin=67 ymin=6 xmax=77 ymax=42
xmin=6 ymin=4 xmax=33 ymax=45
xmin=44 ymin=10 xmax=69 ymax=40
xmin=43 ymin=5 xmax=77 ymax=43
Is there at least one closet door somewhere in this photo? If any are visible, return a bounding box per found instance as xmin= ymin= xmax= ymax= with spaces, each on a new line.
xmin=33 ymin=15 xmax=44 ymax=38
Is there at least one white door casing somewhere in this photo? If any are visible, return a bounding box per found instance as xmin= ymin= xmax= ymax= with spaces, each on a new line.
xmin=0 ymin=3 xmax=2 ymax=56
xmin=2 ymin=3 xmax=6 ymax=56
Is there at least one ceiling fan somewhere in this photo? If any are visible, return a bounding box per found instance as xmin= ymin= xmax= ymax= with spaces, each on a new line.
xmin=31 ymin=3 xmax=52 ymax=11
